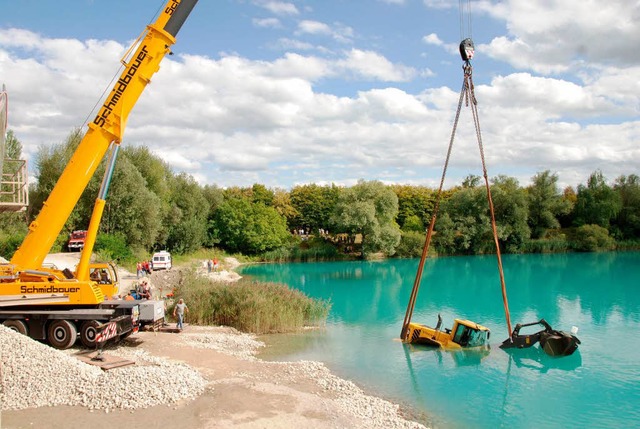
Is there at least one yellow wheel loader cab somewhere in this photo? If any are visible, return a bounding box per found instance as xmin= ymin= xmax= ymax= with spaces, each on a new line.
xmin=405 ymin=318 xmax=490 ymax=350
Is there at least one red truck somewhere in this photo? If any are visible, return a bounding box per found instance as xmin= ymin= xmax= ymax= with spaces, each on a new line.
xmin=67 ymin=230 xmax=87 ymax=252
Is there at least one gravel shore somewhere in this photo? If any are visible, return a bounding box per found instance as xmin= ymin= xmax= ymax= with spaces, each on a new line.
xmin=1 ymin=324 xmax=428 ymax=429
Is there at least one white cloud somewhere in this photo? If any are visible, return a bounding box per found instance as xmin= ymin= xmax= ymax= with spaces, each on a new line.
xmin=422 ymin=0 xmax=452 ymax=9
xmin=252 ymin=18 xmax=281 ymax=29
xmin=272 ymin=38 xmax=317 ymax=52
xmin=481 ymin=73 xmax=621 ymax=119
xmin=423 ymin=33 xmax=443 ymax=46
xmin=421 ymin=68 xmax=436 ymax=78
xmin=296 ymin=20 xmax=354 ymax=44
xmin=336 ymin=49 xmax=417 ymax=82
xmin=255 ymin=1 xmax=299 ymax=16
xmin=297 ymin=20 xmax=332 ymax=36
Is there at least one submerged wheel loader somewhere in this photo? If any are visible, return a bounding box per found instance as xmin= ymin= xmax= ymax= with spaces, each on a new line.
xmin=405 ymin=314 xmax=491 ymax=350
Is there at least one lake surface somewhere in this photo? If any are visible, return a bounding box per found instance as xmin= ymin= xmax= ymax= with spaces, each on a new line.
xmin=239 ymin=252 xmax=640 ymax=429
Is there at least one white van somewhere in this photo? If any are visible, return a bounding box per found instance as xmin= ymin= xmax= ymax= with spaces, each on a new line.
xmin=151 ymin=251 xmax=172 ymax=270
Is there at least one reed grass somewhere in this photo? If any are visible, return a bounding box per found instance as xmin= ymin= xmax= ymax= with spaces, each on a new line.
xmin=172 ymin=269 xmax=331 ymax=334
xmin=615 ymin=240 xmax=640 ymax=250
xmin=520 ymin=238 xmax=570 ymax=253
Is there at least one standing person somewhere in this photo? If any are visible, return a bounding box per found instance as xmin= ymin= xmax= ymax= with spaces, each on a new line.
xmin=213 ymin=257 xmax=219 ymax=272
xmin=207 ymin=258 xmax=212 ymax=273
xmin=173 ymin=299 xmax=189 ymax=331
xmin=136 ymin=261 xmax=142 ymax=278
xmin=144 ymin=260 xmax=151 ymax=275
xmin=139 ymin=281 xmax=151 ymax=300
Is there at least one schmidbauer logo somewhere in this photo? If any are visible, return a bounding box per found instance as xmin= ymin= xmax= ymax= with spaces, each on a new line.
xmin=20 ymin=285 xmax=80 ymax=294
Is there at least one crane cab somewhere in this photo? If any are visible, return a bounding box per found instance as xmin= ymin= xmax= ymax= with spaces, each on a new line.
xmin=87 ymin=262 xmax=119 ymax=299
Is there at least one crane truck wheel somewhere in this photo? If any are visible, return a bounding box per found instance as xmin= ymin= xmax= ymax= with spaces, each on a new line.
xmin=3 ymin=320 xmax=29 ymax=336
xmin=79 ymin=320 xmax=101 ymax=348
xmin=47 ymin=320 xmax=78 ymax=349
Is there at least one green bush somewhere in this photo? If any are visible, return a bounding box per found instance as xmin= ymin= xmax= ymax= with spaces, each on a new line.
xmin=95 ymin=233 xmax=134 ymax=262
xmin=173 ymin=269 xmax=331 ymax=334
xmin=0 ymin=231 xmax=26 ymax=260
xmin=395 ymin=230 xmax=427 ymax=258
xmin=570 ymin=224 xmax=615 ymax=252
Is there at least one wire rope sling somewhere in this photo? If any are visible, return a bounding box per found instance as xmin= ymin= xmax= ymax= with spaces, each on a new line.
xmin=400 ymin=34 xmax=514 ymax=346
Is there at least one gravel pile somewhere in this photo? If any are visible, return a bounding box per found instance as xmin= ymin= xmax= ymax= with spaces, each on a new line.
xmin=181 ymin=326 xmax=264 ymax=359
xmin=238 ymin=359 xmax=427 ymax=429
xmin=0 ymin=324 xmax=207 ymax=411
xmin=299 ymin=360 xmax=427 ymax=429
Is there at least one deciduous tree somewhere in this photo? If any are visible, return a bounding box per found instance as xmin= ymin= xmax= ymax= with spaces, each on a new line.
xmin=527 ymin=170 xmax=571 ymax=238
xmin=612 ymin=174 xmax=640 ymax=239
xmin=490 ymin=175 xmax=530 ymax=252
xmin=165 ymin=173 xmax=208 ymax=253
xmin=290 ymin=184 xmax=340 ymax=233
xmin=573 ymin=170 xmax=622 ymax=229
xmin=213 ymin=197 xmax=290 ymax=254
xmin=435 ymin=186 xmax=490 ymax=254
xmin=332 ymin=180 xmax=401 ymax=258
xmin=392 ymin=184 xmax=435 ymax=230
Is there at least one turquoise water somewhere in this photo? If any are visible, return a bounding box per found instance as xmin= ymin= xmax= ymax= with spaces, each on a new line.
xmin=240 ymin=252 xmax=640 ymax=429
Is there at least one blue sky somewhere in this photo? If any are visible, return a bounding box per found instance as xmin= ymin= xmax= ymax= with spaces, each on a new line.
xmin=1 ymin=0 xmax=638 ymax=190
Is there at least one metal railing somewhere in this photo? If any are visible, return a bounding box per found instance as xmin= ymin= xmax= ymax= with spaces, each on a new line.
xmin=0 ymin=158 xmax=28 ymax=212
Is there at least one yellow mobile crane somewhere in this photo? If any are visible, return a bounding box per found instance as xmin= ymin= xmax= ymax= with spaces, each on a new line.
xmin=0 ymin=0 xmax=199 ymax=349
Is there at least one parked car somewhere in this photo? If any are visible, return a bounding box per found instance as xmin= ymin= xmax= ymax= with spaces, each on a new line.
xmin=151 ymin=251 xmax=172 ymax=270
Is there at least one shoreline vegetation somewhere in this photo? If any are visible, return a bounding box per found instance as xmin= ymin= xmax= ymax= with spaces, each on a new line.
xmin=175 ymin=267 xmax=331 ymax=334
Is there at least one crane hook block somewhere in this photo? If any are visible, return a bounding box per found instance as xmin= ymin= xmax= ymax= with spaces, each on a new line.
xmin=459 ymin=38 xmax=475 ymax=62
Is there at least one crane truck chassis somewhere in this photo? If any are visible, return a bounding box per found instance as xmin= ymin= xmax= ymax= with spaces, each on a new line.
xmin=0 ymin=0 xmax=198 ymax=349
xmin=0 ymin=300 xmax=140 ymax=349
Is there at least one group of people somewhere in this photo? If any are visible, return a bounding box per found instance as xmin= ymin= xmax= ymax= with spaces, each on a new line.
xmin=136 ymin=261 xmax=152 ymax=278
xmin=206 ymin=257 xmax=220 ymax=273
xmin=292 ymin=227 xmax=330 ymax=236
xmin=123 ymin=279 xmax=152 ymax=300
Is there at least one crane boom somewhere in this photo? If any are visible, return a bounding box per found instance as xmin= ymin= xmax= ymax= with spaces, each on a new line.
xmin=11 ymin=0 xmax=198 ymax=270
xmin=0 ymin=0 xmax=198 ymax=350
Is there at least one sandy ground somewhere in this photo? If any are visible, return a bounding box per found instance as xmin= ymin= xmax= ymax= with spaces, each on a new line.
xmin=1 ymin=254 xmax=428 ymax=429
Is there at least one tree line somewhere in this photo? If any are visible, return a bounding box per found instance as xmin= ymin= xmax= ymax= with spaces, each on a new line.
xmin=0 ymin=130 xmax=638 ymax=261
